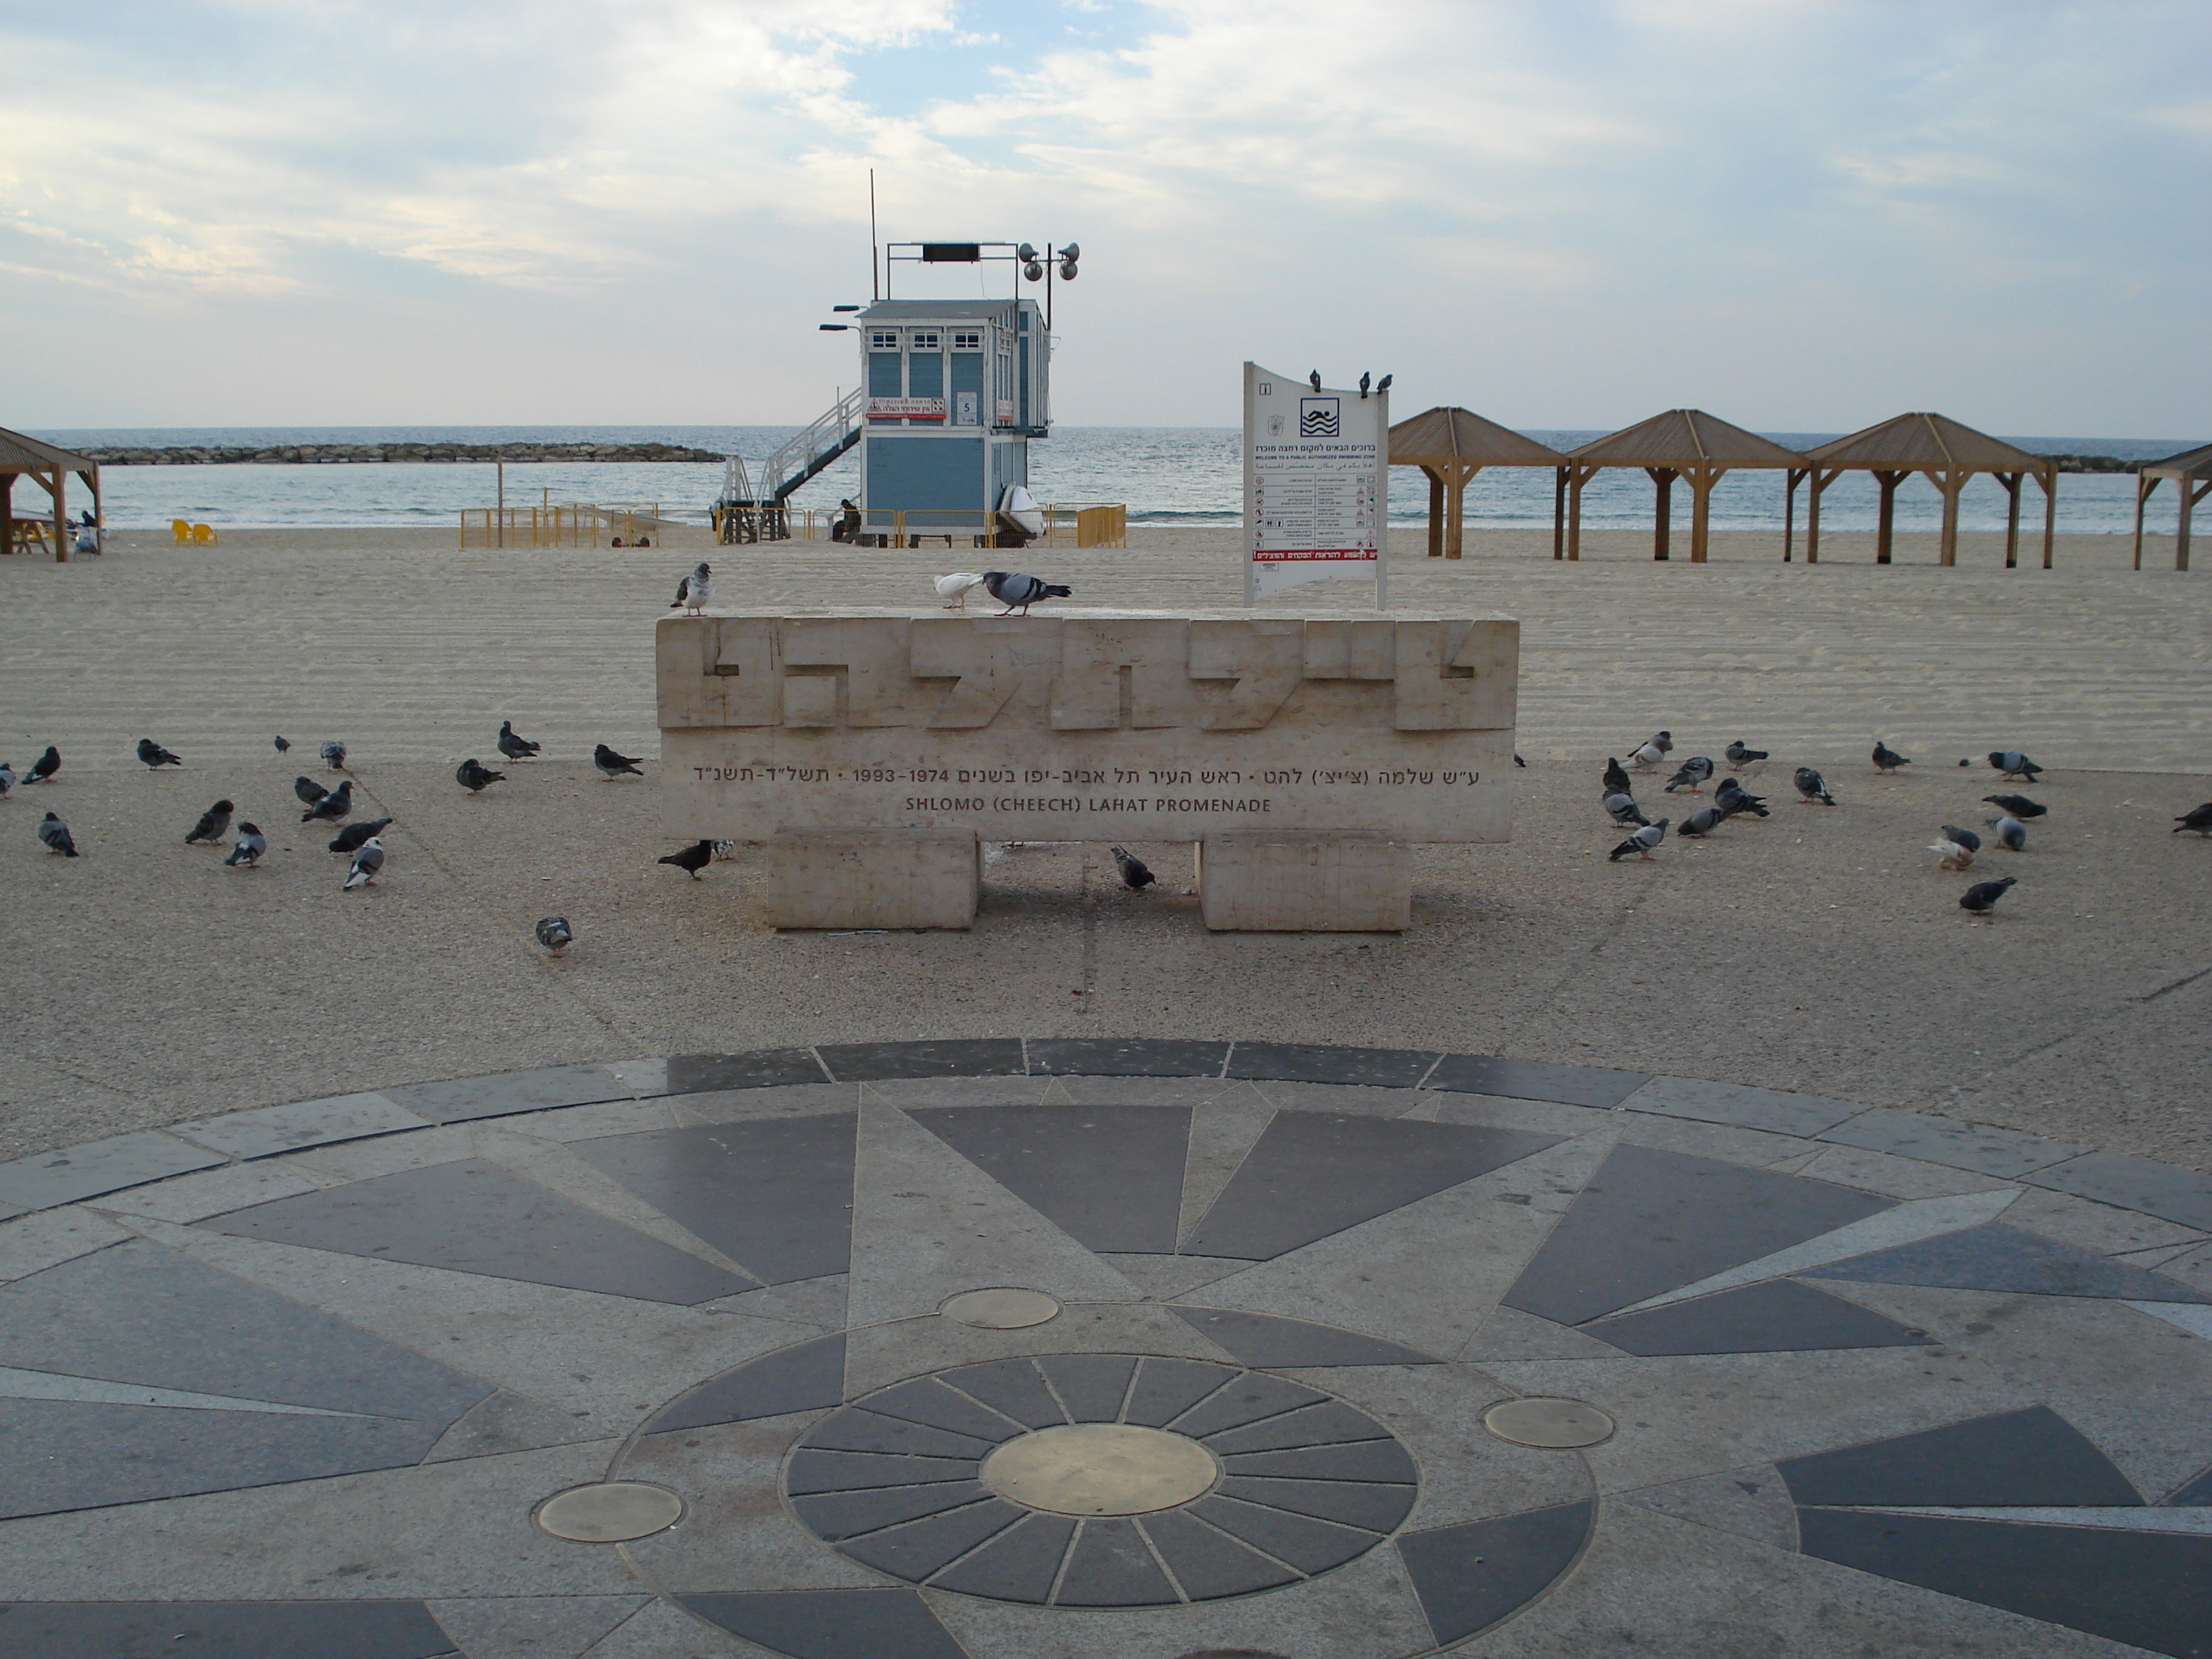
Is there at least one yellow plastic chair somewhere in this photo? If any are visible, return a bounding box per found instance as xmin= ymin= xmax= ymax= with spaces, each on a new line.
xmin=192 ymin=523 xmax=218 ymax=545
xmin=171 ymin=518 xmax=192 ymax=544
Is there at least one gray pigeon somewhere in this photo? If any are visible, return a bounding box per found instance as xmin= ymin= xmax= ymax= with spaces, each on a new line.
xmin=1793 ymin=768 xmax=1835 ymax=806
xmin=138 ymin=738 xmax=181 ymax=769
xmin=1110 ymin=845 xmax=1156 ymax=890
xmin=1988 ymin=750 xmax=2042 ymax=781
xmin=536 ymin=916 xmax=572 ymax=955
xmin=1986 ymin=814 xmax=2028 ymax=852
xmin=1941 ymin=824 xmax=1982 ymax=853
xmin=329 ymin=817 xmax=392 ymax=854
xmin=1960 ymin=876 xmax=2016 ymax=914
xmin=455 ymin=758 xmax=505 ymax=793
xmin=37 ymin=811 xmax=77 ymax=857
xmin=1678 ymin=805 xmax=1730 ymax=837
xmin=1604 ymin=790 xmax=1649 ymax=827
xmin=2175 ymin=803 xmax=2212 ymax=835
xmin=983 ymin=572 xmax=1072 ymax=614
xmin=293 ymin=775 xmax=328 ymax=809
xmin=1724 ymin=739 xmax=1768 ymax=770
xmin=225 ymin=822 xmax=266 ymax=867
xmin=1609 ymin=819 xmax=1668 ymax=861
xmin=1872 ymin=741 xmax=1912 ymax=773
xmin=1712 ymin=778 xmax=1768 ymax=817
xmin=343 ymin=836 xmax=385 ymax=890
xmin=320 ymin=740 xmax=348 ymax=771
xmin=671 ymin=562 xmax=713 ymax=614
xmin=1642 ymin=730 xmax=1674 ymax=756
xmin=185 ymin=799 xmax=234 ymax=845
xmin=0 ymin=762 xmax=14 ymax=799
xmin=498 ymin=721 xmax=541 ymax=760
xmin=302 ymin=779 xmax=354 ymax=823
xmin=594 ymin=743 xmax=644 ymax=778
xmin=1663 ymin=756 xmax=1714 ymax=793
xmin=1627 ymin=740 xmax=1665 ymax=771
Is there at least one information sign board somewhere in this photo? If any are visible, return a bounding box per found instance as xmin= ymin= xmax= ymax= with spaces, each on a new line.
xmin=1243 ymin=362 xmax=1388 ymax=605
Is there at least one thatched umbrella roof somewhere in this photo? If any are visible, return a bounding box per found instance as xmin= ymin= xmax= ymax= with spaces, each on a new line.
xmin=1807 ymin=411 xmax=2046 ymax=472
xmin=1388 ymin=407 xmax=1562 ymax=467
xmin=0 ymin=426 xmax=99 ymax=474
xmin=1569 ymin=408 xmax=1806 ymax=468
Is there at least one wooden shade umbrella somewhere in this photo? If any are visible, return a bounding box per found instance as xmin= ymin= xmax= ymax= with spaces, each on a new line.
xmin=1801 ymin=413 xmax=2056 ymax=570
xmin=0 ymin=426 xmax=102 ymax=562
xmin=2131 ymin=441 xmax=2211 ymax=572
xmin=1386 ymin=407 xmax=1563 ymax=560
xmin=1562 ymin=410 xmax=1807 ymax=563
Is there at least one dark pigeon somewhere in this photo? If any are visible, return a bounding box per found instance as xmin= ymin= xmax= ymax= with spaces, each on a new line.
xmin=1983 ymin=793 xmax=2046 ymax=819
xmin=1793 ymin=767 xmax=1835 ymax=806
xmin=1872 ymin=741 xmax=1912 ymax=773
xmin=536 ymin=916 xmax=572 ymax=954
xmin=320 ymin=740 xmax=348 ymax=771
xmin=1960 ymin=876 xmax=2016 ymax=914
xmin=25 ymin=747 xmax=59 ymax=784
xmin=273 ymin=735 xmax=290 ymax=753
xmin=498 ymin=721 xmax=541 ymax=760
xmin=137 ymin=738 xmax=182 ymax=769
xmin=1712 ymin=778 xmax=1768 ymax=817
xmin=185 ymin=799 xmax=234 ymax=845
xmin=456 ymin=758 xmax=505 ymax=794
xmin=1110 ymin=845 xmax=1156 ymax=890
xmin=328 ymin=818 xmax=392 ymax=855
xmin=37 ymin=811 xmax=77 ymax=857
xmin=293 ymin=775 xmax=329 ymax=809
xmin=1725 ymin=739 xmax=1768 ymax=769
xmin=1603 ymin=757 xmax=1632 ymax=796
xmin=302 ymin=779 xmax=354 ymax=823
xmin=2175 ymin=803 xmax=2212 ymax=835
xmin=595 ymin=744 xmax=645 ymax=778
xmin=1941 ymin=824 xmax=1982 ymax=853
xmin=658 ymin=840 xmax=713 ymax=878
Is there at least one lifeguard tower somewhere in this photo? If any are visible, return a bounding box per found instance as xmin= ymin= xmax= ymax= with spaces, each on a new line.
xmin=718 ymin=240 xmax=1074 ymax=546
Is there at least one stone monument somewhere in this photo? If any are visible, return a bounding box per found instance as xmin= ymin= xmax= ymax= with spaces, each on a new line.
xmin=658 ymin=611 xmax=1517 ymax=930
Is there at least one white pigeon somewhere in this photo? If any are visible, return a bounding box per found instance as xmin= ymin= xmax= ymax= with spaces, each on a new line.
xmin=1627 ymin=741 xmax=1666 ymax=771
xmin=670 ymin=562 xmax=713 ymax=616
xmin=343 ymin=835 xmax=385 ymax=891
xmin=1928 ymin=836 xmax=1974 ymax=872
xmin=935 ymin=572 xmax=987 ymax=609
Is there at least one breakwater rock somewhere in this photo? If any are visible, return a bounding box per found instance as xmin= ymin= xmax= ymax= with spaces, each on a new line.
xmin=78 ymin=441 xmax=727 ymax=466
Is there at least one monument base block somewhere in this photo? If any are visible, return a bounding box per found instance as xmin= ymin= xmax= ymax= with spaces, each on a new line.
xmin=768 ymin=829 xmax=980 ymax=931
xmin=1198 ymin=832 xmax=1411 ymax=932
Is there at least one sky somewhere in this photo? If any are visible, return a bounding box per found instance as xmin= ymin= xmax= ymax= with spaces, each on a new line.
xmin=4 ymin=0 xmax=2207 ymax=436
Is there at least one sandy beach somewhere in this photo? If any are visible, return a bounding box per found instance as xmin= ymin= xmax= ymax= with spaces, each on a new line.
xmin=1 ymin=524 xmax=2206 ymax=1178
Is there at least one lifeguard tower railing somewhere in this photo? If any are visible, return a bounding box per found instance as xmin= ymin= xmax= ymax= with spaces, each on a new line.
xmin=715 ymin=387 xmax=868 ymax=544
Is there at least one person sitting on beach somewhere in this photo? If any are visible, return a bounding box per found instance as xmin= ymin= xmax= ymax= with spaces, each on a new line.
xmin=72 ymin=512 xmax=99 ymax=556
xmin=832 ymin=499 xmax=861 ymax=543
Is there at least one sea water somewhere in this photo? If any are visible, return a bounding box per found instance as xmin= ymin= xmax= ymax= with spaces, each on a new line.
xmin=24 ymin=425 xmax=2198 ymax=536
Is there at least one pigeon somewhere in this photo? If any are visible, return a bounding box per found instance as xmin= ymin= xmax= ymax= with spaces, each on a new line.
xmin=594 ymin=743 xmax=644 ymax=778
xmin=320 ymin=740 xmax=348 ymax=771
xmin=1602 ymin=757 xmax=1632 ymax=796
xmin=536 ymin=916 xmax=572 ymax=955
xmin=1359 ymin=371 xmax=1372 ymax=399
xmin=328 ymin=817 xmax=392 ymax=854
xmin=302 ymin=779 xmax=354 ymax=823
xmin=1514 ymin=753 xmax=1526 ymax=767
xmin=1609 ymin=819 xmax=1668 ymax=861
xmin=25 ymin=747 xmax=59 ymax=785
xmin=982 ymin=571 xmax=1072 ymax=615
xmin=1793 ymin=767 xmax=1835 ymax=806
xmin=1663 ymin=756 xmax=1714 ymax=793
xmin=1725 ymin=740 xmax=1768 ymax=770
xmin=1678 ymin=805 xmax=1730 ymax=837
xmin=2175 ymin=803 xmax=2212 ymax=835
xmin=1712 ymin=777 xmax=1768 ymax=817
xmin=497 ymin=721 xmax=541 ymax=760
xmin=294 ymin=775 xmax=328 ymax=808
xmin=225 ymin=822 xmax=266 ymax=866
xmin=658 ymin=840 xmax=713 ymax=878
xmin=0 ymin=762 xmax=12 ymax=799
xmin=1872 ymin=741 xmax=1912 ymax=773
xmin=456 ymin=757 xmax=505 ymax=794
xmin=670 ymin=562 xmax=713 ymax=615
xmin=712 ymin=839 xmax=739 ymax=860
xmin=1988 ymin=750 xmax=2043 ymax=781
xmin=185 ymin=799 xmax=234 ymax=845
xmin=1941 ymin=824 xmax=1982 ymax=853
xmin=343 ymin=836 xmax=385 ymax=890
xmin=1604 ymin=791 xmax=1649 ymax=827
xmin=1375 ymin=374 xmax=1392 ymax=393
xmin=1928 ymin=834 xmax=1974 ymax=871
xmin=273 ymin=735 xmax=290 ymax=753
xmin=1308 ymin=370 xmax=1322 ymax=392
xmin=1641 ymin=730 xmax=1674 ymax=757
xmin=1627 ymin=741 xmax=1666 ymax=772
xmin=935 ymin=572 xmax=988 ymax=610
xmin=1110 ymin=845 xmax=1156 ymax=890
xmin=1986 ymin=814 xmax=2028 ymax=852
xmin=1983 ymin=793 xmax=2046 ymax=819
xmin=1959 ymin=876 xmax=2016 ymax=914
xmin=138 ymin=738 xmax=182 ymax=769
xmin=37 ymin=811 xmax=77 ymax=856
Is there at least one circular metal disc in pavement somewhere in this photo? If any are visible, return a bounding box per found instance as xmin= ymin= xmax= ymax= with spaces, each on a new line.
xmin=534 ymin=1481 xmax=685 ymax=1542
xmin=940 ymin=1286 xmax=1062 ymax=1328
xmin=1483 ymin=1398 xmax=1616 ymax=1449
xmin=983 ymin=1423 xmax=1220 ymax=1515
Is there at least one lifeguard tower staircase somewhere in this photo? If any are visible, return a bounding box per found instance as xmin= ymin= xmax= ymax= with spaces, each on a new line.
xmin=714 ymin=387 xmax=866 ymax=544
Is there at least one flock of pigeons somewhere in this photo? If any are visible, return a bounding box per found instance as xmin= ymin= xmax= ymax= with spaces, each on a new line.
xmin=1601 ymin=732 xmax=2212 ymax=917
xmin=9 ymin=728 xmax=657 ymax=956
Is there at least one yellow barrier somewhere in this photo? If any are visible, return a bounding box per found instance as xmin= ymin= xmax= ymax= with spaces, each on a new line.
xmin=459 ymin=504 xmax=667 ymax=548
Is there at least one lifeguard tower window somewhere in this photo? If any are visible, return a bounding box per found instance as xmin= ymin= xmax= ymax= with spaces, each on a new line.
xmin=921 ymin=243 xmax=981 ymax=262
xmin=953 ymin=331 xmax=981 ymax=350
xmin=870 ymin=331 xmax=898 ymax=349
xmin=912 ymin=332 xmax=940 ymax=350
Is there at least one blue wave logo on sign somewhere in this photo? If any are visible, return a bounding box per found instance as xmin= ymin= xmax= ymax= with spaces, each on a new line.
xmin=1298 ymin=397 xmax=1340 ymax=438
